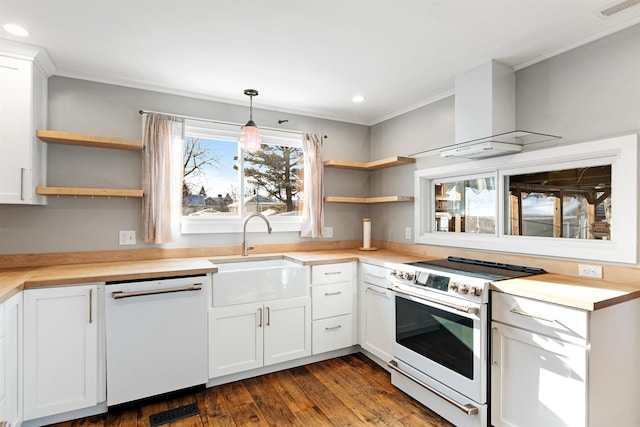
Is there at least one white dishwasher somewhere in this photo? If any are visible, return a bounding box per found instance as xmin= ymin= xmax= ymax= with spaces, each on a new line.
xmin=105 ymin=275 xmax=208 ymax=406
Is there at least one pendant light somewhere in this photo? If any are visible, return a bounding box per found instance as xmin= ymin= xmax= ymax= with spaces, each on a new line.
xmin=239 ymin=89 xmax=262 ymax=152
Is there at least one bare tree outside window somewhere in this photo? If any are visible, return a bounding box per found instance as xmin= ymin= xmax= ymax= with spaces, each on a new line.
xmin=183 ymin=137 xmax=222 ymax=196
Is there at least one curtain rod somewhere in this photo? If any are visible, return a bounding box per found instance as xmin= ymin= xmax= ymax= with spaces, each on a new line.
xmin=138 ymin=109 xmax=327 ymax=139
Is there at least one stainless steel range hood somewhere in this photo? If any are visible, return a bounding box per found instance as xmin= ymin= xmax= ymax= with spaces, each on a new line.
xmin=412 ymin=60 xmax=560 ymax=159
xmin=449 ymin=60 xmax=559 ymax=158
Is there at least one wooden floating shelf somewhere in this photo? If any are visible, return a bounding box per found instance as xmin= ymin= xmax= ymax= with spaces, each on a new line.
xmin=36 ymin=187 xmax=144 ymax=198
xmin=324 ymin=196 xmax=414 ymax=204
xmin=323 ymin=156 xmax=415 ymax=171
xmin=37 ymin=130 xmax=143 ymax=151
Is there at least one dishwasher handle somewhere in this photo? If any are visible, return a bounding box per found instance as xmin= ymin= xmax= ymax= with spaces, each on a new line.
xmin=112 ymin=284 xmax=202 ymax=299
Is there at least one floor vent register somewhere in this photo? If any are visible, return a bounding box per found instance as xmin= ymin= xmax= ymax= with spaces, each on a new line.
xmin=149 ymin=402 xmax=201 ymax=427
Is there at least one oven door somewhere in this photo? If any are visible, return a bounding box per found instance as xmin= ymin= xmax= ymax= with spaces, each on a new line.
xmin=391 ymin=286 xmax=487 ymax=404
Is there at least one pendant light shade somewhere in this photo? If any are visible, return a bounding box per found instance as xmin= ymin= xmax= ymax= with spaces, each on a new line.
xmin=239 ymin=89 xmax=262 ymax=152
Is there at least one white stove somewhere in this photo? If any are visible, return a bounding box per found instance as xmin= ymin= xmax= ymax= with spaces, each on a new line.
xmin=387 ymin=257 xmax=544 ymax=427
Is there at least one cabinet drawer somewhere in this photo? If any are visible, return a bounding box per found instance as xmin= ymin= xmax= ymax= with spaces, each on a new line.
xmin=492 ymin=292 xmax=588 ymax=344
xmin=360 ymin=263 xmax=390 ymax=287
xmin=312 ymin=281 xmax=352 ymax=320
xmin=311 ymin=262 xmax=354 ymax=285
xmin=312 ymin=314 xmax=353 ymax=354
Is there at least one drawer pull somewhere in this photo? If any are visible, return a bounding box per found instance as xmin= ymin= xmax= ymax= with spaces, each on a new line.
xmin=366 ymin=286 xmax=387 ymax=296
xmin=324 ymin=291 xmax=342 ymax=296
xmin=510 ymin=307 xmax=557 ymax=324
xmin=324 ymin=271 xmax=342 ymax=275
xmin=367 ymin=274 xmax=386 ymax=280
xmin=325 ymin=324 xmax=342 ymax=331
xmin=387 ymin=360 xmax=479 ymax=415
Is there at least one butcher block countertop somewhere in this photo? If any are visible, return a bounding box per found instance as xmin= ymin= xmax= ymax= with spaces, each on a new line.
xmin=1 ymin=249 xmax=639 ymax=311
xmin=491 ymin=273 xmax=640 ymax=311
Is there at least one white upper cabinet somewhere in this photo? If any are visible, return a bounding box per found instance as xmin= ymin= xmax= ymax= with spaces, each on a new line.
xmin=0 ymin=40 xmax=54 ymax=205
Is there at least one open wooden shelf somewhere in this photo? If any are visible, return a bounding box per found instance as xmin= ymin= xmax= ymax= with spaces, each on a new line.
xmin=323 ymin=156 xmax=415 ymax=171
xmin=323 ymin=156 xmax=415 ymax=204
xmin=324 ymin=196 xmax=414 ymax=204
xmin=36 ymin=187 xmax=143 ymax=198
xmin=37 ymin=130 xmax=143 ymax=151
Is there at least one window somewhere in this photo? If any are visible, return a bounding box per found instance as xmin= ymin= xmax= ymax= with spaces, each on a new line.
xmin=415 ymin=134 xmax=637 ymax=263
xmin=505 ymin=166 xmax=611 ymax=239
xmin=181 ymin=120 xmax=304 ymax=234
xmin=434 ymin=176 xmax=496 ymax=234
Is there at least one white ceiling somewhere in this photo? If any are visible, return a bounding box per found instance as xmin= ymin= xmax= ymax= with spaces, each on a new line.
xmin=1 ymin=0 xmax=640 ymax=125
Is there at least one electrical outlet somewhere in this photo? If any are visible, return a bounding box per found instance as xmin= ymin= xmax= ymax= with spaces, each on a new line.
xmin=405 ymin=226 xmax=412 ymax=239
xmin=119 ymin=230 xmax=136 ymax=246
xmin=578 ymin=264 xmax=602 ymax=279
xmin=323 ymin=227 xmax=333 ymax=238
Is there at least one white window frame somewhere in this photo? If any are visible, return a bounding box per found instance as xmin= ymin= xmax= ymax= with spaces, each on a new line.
xmin=181 ymin=119 xmax=304 ymax=234
xmin=414 ymin=134 xmax=638 ymax=264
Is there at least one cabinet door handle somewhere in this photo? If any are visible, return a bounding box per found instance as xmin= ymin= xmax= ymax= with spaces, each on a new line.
xmin=510 ymin=307 xmax=557 ymax=324
xmin=324 ymin=271 xmax=342 ymax=276
xmin=20 ymin=167 xmax=25 ymax=201
xmin=89 ymin=288 xmax=93 ymax=324
xmin=266 ymin=306 xmax=270 ymax=326
xmin=324 ymin=291 xmax=342 ymax=296
xmin=366 ymin=286 xmax=387 ymax=296
xmin=491 ymin=327 xmax=497 ymax=365
xmin=258 ymin=308 xmax=263 ymax=327
xmin=325 ymin=324 xmax=342 ymax=331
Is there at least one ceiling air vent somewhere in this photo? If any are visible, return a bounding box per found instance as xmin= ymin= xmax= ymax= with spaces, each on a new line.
xmin=598 ymin=0 xmax=640 ymax=17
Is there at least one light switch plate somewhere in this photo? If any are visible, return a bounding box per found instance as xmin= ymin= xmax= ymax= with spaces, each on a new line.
xmin=119 ymin=230 xmax=136 ymax=246
xmin=323 ymin=227 xmax=333 ymax=238
xmin=405 ymin=227 xmax=412 ymax=239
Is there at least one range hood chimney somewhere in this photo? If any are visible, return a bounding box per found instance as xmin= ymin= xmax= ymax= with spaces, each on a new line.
xmin=448 ymin=60 xmax=559 ymax=159
xmin=455 ymin=60 xmax=515 ymax=145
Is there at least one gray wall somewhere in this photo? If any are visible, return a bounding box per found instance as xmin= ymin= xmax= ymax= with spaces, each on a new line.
xmin=0 ymin=78 xmax=369 ymax=254
xmin=2 ymin=24 xmax=639 ymax=255
xmin=369 ymin=23 xmax=640 ymax=244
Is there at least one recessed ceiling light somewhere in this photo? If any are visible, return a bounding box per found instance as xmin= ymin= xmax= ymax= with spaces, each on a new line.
xmin=3 ymin=24 xmax=30 ymax=37
xmin=352 ymin=95 xmax=365 ymax=103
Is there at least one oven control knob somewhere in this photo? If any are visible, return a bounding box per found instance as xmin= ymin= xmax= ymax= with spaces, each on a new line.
xmin=406 ymin=272 xmax=415 ymax=281
xmin=459 ymin=284 xmax=470 ymax=294
xmin=390 ymin=270 xmax=398 ymax=277
xmin=472 ymin=287 xmax=483 ymax=296
xmin=449 ymin=282 xmax=459 ymax=291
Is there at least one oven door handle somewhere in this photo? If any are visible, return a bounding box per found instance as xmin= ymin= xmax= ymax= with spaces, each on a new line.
xmin=388 ymin=285 xmax=479 ymax=315
xmin=387 ymin=360 xmax=479 ymax=415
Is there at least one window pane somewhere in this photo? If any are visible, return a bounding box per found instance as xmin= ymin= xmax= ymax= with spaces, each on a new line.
xmin=243 ymin=145 xmax=304 ymax=217
xmin=434 ymin=177 xmax=496 ymax=234
xmin=182 ymin=137 xmax=240 ymax=217
xmin=505 ymin=165 xmax=611 ymax=239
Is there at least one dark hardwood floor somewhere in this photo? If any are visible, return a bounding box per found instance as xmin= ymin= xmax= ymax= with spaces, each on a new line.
xmin=49 ymin=353 xmax=453 ymax=427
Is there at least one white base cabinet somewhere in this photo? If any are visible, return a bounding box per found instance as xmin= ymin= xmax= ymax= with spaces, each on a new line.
xmin=209 ymin=296 xmax=311 ymax=378
xmin=358 ymin=263 xmax=393 ymax=363
xmin=1 ymin=292 xmax=23 ymax=427
xmin=311 ymin=262 xmax=357 ymax=355
xmin=23 ymin=284 xmax=103 ymax=421
xmin=491 ymin=291 xmax=640 ymax=427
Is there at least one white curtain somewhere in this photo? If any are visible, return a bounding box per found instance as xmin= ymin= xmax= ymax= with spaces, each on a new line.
xmin=142 ymin=113 xmax=184 ymax=243
xmin=301 ymin=133 xmax=324 ymax=238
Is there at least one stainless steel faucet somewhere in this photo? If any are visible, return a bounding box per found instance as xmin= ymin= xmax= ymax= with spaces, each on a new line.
xmin=242 ymin=212 xmax=273 ymax=256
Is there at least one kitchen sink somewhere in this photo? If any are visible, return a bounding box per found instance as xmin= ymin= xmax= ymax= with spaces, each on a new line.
xmin=211 ymin=258 xmax=308 ymax=306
